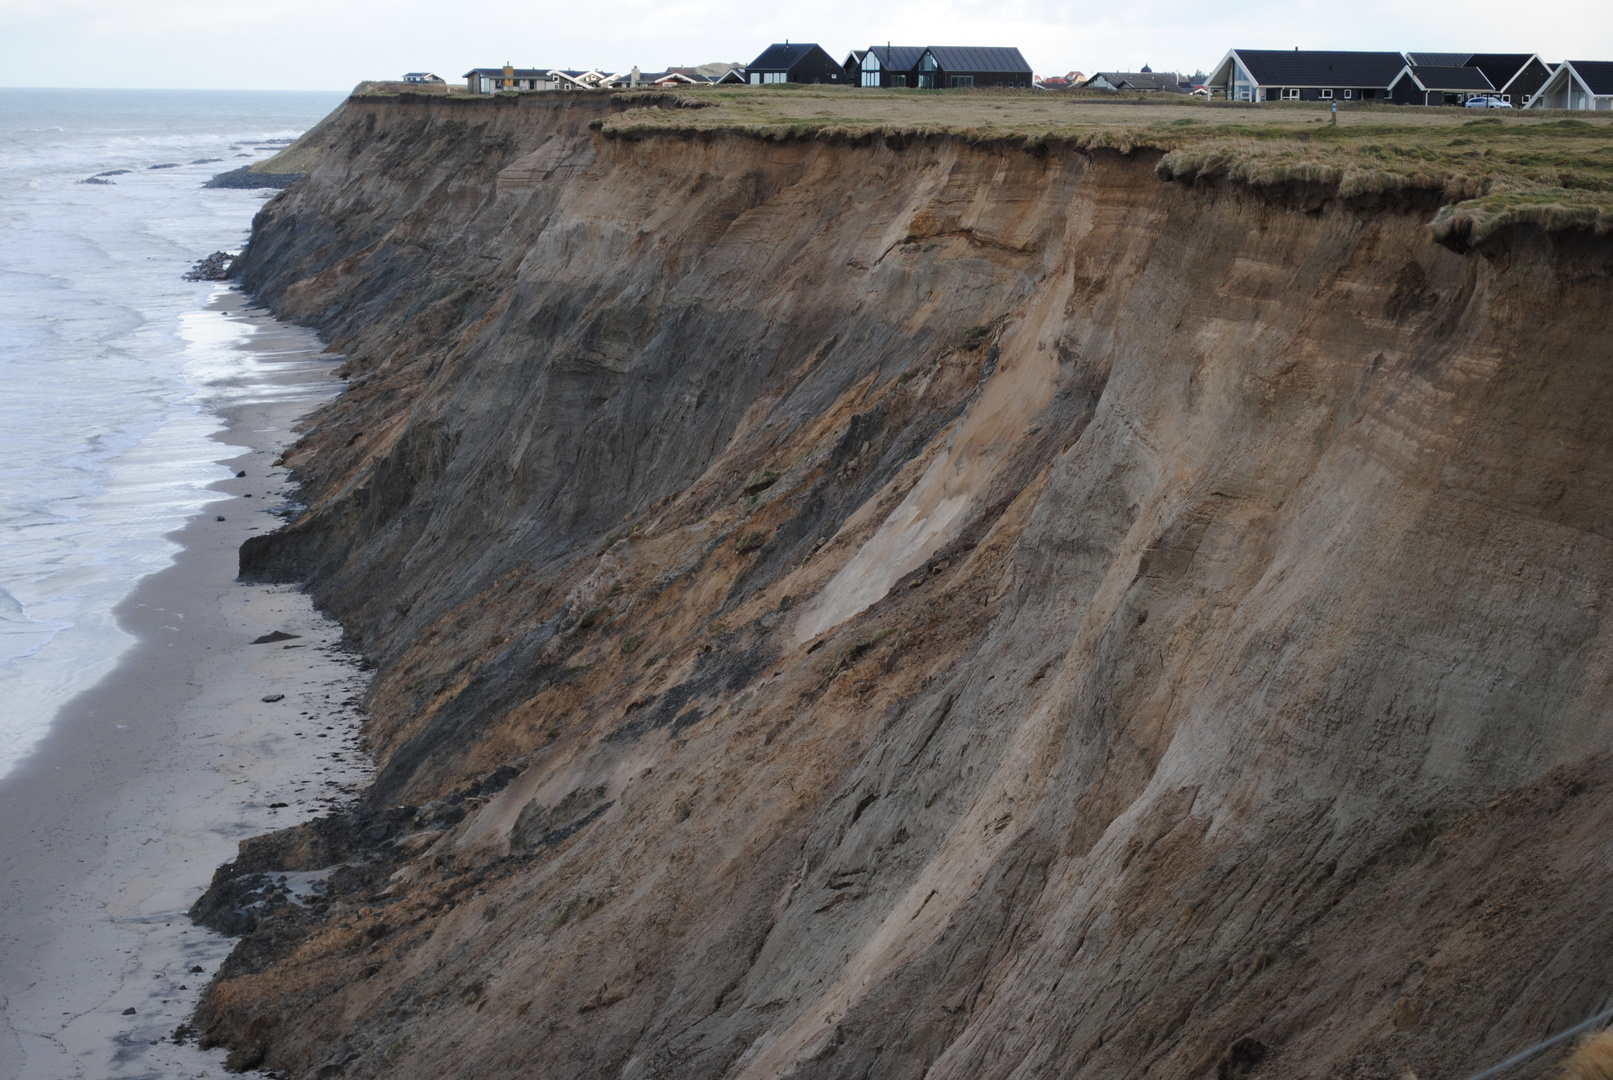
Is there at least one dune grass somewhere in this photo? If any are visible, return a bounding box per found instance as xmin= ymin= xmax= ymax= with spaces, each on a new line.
xmin=597 ymin=87 xmax=1613 ymax=240
xmin=344 ymin=82 xmax=1613 ymax=241
xmin=1565 ymin=1030 xmax=1613 ymax=1080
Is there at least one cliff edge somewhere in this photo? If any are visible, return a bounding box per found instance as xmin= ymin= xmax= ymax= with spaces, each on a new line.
xmin=196 ymin=91 xmax=1613 ymax=1080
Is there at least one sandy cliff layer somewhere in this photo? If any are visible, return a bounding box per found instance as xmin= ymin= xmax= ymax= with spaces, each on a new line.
xmin=198 ymin=92 xmax=1613 ymax=1080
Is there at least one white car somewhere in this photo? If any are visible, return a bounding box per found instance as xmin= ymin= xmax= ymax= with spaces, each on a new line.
xmin=1464 ymin=95 xmax=1512 ymax=108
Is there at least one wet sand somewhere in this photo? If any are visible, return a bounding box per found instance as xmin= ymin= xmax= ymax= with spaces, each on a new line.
xmin=0 ymin=294 xmax=368 ymax=1079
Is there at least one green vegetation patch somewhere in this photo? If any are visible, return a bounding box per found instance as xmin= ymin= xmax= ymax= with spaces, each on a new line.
xmin=591 ymin=87 xmax=1613 ymax=241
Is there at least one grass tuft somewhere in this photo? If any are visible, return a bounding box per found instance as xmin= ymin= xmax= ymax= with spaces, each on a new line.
xmin=1564 ymin=1030 xmax=1613 ymax=1080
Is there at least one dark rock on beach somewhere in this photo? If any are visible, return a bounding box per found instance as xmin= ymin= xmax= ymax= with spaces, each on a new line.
xmin=183 ymin=251 xmax=237 ymax=282
xmin=148 ymin=163 xmax=181 ymax=170
xmin=204 ymin=166 xmax=301 ymax=190
xmin=252 ymin=631 xmax=300 ymax=644
xmin=76 ymin=177 xmax=114 ymax=185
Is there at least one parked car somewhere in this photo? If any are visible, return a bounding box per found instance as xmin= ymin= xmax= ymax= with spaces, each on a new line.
xmin=1464 ymin=95 xmax=1512 ymax=108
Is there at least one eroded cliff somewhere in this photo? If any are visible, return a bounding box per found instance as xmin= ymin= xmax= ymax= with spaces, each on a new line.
xmin=197 ymin=91 xmax=1613 ymax=1080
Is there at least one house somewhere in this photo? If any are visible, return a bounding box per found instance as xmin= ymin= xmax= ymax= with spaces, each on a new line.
xmin=554 ymin=70 xmax=615 ymax=90
xmin=403 ymin=72 xmax=445 ymax=84
xmin=712 ymin=67 xmax=748 ymax=85
xmin=1035 ymin=71 xmax=1086 ymax=89
xmin=918 ymin=47 xmax=1033 ymax=89
xmin=1528 ymin=61 xmax=1613 ymax=109
xmin=1388 ymin=65 xmax=1496 ymax=106
xmin=745 ymin=43 xmax=847 ymax=84
xmin=464 ymin=65 xmax=558 ymax=93
xmin=843 ymin=50 xmax=867 ymax=83
xmin=1207 ymin=49 xmax=1408 ymax=102
xmin=858 ymin=46 xmax=928 ymax=87
xmin=1405 ymin=53 xmax=1554 ymax=106
xmin=858 ymin=46 xmax=1032 ymax=89
xmin=653 ymin=69 xmax=706 ymax=86
xmin=1082 ymin=69 xmax=1188 ymax=93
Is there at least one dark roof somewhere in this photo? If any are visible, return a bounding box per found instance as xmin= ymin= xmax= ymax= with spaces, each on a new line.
xmin=1406 ymin=65 xmax=1495 ymax=91
xmin=1232 ymin=50 xmax=1408 ymax=87
xmin=1464 ymin=53 xmax=1536 ymax=88
xmin=923 ymin=46 xmax=1031 ymax=73
xmin=1405 ymin=51 xmax=1471 ymax=67
xmin=867 ymin=45 xmax=928 ymax=71
xmin=1566 ymin=60 xmax=1613 ymax=95
xmin=748 ymin=43 xmax=825 ymax=72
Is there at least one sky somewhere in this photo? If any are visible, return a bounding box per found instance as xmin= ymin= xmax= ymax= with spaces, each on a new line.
xmin=1 ymin=0 xmax=1609 ymax=90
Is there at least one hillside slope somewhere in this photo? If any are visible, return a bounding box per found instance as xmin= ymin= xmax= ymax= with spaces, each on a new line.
xmin=198 ymin=91 xmax=1613 ymax=1080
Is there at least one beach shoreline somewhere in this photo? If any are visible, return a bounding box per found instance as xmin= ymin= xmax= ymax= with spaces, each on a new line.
xmin=0 ymin=290 xmax=367 ymax=1080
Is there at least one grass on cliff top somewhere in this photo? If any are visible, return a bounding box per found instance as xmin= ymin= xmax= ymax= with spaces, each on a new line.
xmin=347 ymin=82 xmax=1613 ymax=243
xmin=604 ymin=87 xmax=1613 ymax=243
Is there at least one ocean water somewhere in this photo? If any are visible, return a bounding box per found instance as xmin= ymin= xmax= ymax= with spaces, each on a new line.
xmin=0 ymin=89 xmax=346 ymax=782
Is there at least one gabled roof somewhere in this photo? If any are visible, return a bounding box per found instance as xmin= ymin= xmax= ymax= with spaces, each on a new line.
xmin=865 ymin=45 xmax=928 ymax=71
xmin=922 ymin=46 xmax=1032 ymax=73
xmin=1405 ymin=51 xmax=1472 ymax=67
xmin=1565 ymin=60 xmax=1613 ymax=95
xmin=748 ymin=43 xmax=825 ymax=72
xmin=713 ymin=67 xmax=748 ymax=84
xmin=1223 ymin=50 xmax=1409 ymax=87
xmin=1086 ymin=71 xmax=1184 ymax=91
xmin=1463 ymin=53 xmax=1538 ymax=89
xmin=1401 ymin=65 xmax=1495 ymax=92
xmin=844 ymin=50 xmax=867 ymax=67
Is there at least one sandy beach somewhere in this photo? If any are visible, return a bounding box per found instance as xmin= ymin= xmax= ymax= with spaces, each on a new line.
xmin=0 ymin=292 xmax=367 ymax=1080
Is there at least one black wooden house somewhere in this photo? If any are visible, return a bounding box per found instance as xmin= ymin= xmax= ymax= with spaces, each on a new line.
xmin=1388 ymin=65 xmax=1496 ymax=106
xmin=745 ymin=43 xmax=847 ymax=85
xmin=858 ymin=46 xmax=928 ymax=87
xmin=1406 ymin=52 xmax=1554 ymax=105
xmin=858 ymin=45 xmax=1032 ymax=89
xmin=1208 ymin=50 xmax=1408 ymax=102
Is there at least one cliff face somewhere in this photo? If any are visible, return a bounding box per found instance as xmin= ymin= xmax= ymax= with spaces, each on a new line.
xmin=204 ymin=92 xmax=1613 ymax=1080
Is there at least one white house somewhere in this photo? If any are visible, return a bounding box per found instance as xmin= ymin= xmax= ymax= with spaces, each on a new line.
xmin=1528 ymin=61 xmax=1613 ymax=110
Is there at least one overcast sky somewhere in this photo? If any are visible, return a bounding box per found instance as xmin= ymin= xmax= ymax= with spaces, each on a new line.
xmin=2 ymin=0 xmax=1609 ymax=90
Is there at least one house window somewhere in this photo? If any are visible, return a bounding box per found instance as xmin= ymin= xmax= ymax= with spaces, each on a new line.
xmin=892 ymin=74 xmax=906 ymax=87
xmin=950 ymin=75 xmax=974 ymax=88
xmin=1343 ymin=89 xmax=1353 ymax=99
xmin=1321 ymin=89 xmax=1333 ymax=99
xmin=1522 ymin=94 xmax=1531 ymax=104
xmin=763 ymin=72 xmax=786 ymax=84
xmin=1501 ymin=94 xmax=1510 ymax=102
xmin=750 ymin=72 xmax=761 ymax=84
xmin=1284 ymin=88 xmax=1300 ymax=100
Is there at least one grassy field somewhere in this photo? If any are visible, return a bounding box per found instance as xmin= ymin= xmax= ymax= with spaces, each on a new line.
xmin=354 ymin=82 xmax=1613 ymax=244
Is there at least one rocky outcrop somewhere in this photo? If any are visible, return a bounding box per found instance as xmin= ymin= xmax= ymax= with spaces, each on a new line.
xmin=199 ymin=91 xmax=1613 ymax=1080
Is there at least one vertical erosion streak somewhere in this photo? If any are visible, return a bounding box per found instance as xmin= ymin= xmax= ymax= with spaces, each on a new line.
xmin=791 ymin=265 xmax=1074 ymax=645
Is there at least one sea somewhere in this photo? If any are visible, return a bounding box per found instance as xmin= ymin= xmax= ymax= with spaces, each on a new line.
xmin=0 ymin=88 xmax=346 ymax=783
